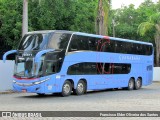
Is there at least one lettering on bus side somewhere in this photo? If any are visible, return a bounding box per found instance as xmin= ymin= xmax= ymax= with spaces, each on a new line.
xmin=119 ymin=55 xmax=140 ymax=61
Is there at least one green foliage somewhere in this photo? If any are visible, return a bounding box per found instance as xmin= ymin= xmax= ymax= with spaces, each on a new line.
xmin=1 ymin=0 xmax=160 ymax=50
xmin=110 ymin=0 xmax=158 ymax=42
xmin=0 ymin=0 xmax=97 ymax=49
xmin=70 ymin=0 xmax=97 ymax=33
xmin=138 ymin=22 xmax=154 ymax=37
xmin=0 ymin=0 xmax=22 ymax=49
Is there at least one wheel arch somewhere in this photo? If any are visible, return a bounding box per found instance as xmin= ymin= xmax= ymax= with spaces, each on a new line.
xmin=77 ymin=78 xmax=87 ymax=91
xmin=130 ymin=77 xmax=135 ymax=81
xmin=65 ymin=79 xmax=74 ymax=90
xmin=135 ymin=76 xmax=142 ymax=83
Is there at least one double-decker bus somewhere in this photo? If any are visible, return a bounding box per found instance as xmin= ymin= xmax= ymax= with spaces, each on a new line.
xmin=3 ymin=30 xmax=153 ymax=97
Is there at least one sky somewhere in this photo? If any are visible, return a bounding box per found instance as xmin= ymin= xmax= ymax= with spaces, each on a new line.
xmin=112 ymin=0 xmax=158 ymax=9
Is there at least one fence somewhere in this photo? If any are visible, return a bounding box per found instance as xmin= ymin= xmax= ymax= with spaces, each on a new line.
xmin=0 ymin=60 xmax=14 ymax=92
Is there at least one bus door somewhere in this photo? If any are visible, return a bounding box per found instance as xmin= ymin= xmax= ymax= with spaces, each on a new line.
xmin=43 ymin=53 xmax=60 ymax=93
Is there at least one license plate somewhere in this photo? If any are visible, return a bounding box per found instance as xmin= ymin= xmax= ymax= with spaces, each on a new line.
xmin=22 ymin=89 xmax=27 ymax=93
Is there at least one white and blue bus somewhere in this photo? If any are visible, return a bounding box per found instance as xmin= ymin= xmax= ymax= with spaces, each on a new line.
xmin=3 ymin=30 xmax=153 ymax=96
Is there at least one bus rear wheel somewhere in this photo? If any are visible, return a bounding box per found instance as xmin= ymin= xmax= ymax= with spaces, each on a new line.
xmin=127 ymin=78 xmax=134 ymax=90
xmin=134 ymin=78 xmax=142 ymax=90
xmin=61 ymin=81 xmax=72 ymax=97
xmin=74 ymin=80 xmax=86 ymax=95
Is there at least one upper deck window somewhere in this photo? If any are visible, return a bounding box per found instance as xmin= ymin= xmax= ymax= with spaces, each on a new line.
xmin=68 ymin=35 xmax=99 ymax=52
xmin=48 ymin=33 xmax=71 ymax=50
xmin=19 ymin=34 xmax=49 ymax=50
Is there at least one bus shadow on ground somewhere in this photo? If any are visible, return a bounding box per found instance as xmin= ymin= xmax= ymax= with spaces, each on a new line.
xmin=16 ymin=88 xmax=147 ymax=99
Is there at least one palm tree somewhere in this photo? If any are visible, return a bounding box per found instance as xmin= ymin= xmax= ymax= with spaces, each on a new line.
xmin=96 ymin=0 xmax=111 ymax=35
xmin=138 ymin=12 xmax=160 ymax=66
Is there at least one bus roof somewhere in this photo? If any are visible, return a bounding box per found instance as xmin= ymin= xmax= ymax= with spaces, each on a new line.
xmin=26 ymin=30 xmax=153 ymax=46
xmin=26 ymin=30 xmax=74 ymax=34
xmin=75 ymin=32 xmax=153 ymax=46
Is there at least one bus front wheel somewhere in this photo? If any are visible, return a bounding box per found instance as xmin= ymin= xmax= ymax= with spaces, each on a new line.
xmin=127 ymin=78 xmax=135 ymax=90
xmin=134 ymin=78 xmax=142 ymax=90
xmin=61 ymin=81 xmax=72 ymax=97
xmin=74 ymin=80 xmax=86 ymax=95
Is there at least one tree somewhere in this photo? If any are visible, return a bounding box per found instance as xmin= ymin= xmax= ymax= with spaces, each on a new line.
xmin=0 ymin=0 xmax=22 ymax=49
xmin=70 ymin=0 xmax=96 ymax=33
xmin=138 ymin=12 xmax=160 ymax=66
xmin=96 ymin=0 xmax=111 ymax=35
xmin=113 ymin=5 xmax=139 ymax=39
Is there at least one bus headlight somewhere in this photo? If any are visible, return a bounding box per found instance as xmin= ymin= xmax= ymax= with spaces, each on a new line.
xmin=14 ymin=78 xmax=50 ymax=86
xmin=34 ymin=81 xmax=41 ymax=85
xmin=33 ymin=78 xmax=50 ymax=85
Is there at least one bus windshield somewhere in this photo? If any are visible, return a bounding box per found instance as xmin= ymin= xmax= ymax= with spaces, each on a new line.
xmin=14 ymin=57 xmax=44 ymax=78
xmin=18 ymin=33 xmax=49 ymax=50
xmin=18 ymin=32 xmax=71 ymax=51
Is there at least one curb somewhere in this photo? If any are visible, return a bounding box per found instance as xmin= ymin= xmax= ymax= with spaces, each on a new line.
xmin=153 ymin=81 xmax=160 ymax=83
xmin=0 ymin=90 xmax=19 ymax=94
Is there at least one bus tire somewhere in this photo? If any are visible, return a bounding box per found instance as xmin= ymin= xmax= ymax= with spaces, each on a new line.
xmin=61 ymin=81 xmax=72 ymax=97
xmin=134 ymin=78 xmax=142 ymax=90
xmin=75 ymin=80 xmax=86 ymax=95
xmin=127 ymin=78 xmax=134 ymax=90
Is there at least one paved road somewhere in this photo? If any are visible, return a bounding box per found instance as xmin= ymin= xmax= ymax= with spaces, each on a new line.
xmin=0 ymin=82 xmax=160 ymax=120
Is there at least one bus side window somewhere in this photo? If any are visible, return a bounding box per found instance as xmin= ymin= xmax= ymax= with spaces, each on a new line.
xmin=126 ymin=42 xmax=132 ymax=54
xmin=146 ymin=45 xmax=152 ymax=55
xmin=45 ymin=61 xmax=56 ymax=74
xmin=58 ymin=34 xmax=71 ymax=49
xmin=130 ymin=43 xmax=136 ymax=54
xmin=96 ymin=63 xmax=103 ymax=74
xmin=67 ymin=63 xmax=83 ymax=75
xmin=112 ymin=63 xmax=131 ymax=74
xmin=77 ymin=36 xmax=89 ymax=51
xmin=83 ymin=63 xmax=97 ymax=74
xmin=88 ymin=37 xmax=97 ymax=51
xmin=116 ymin=41 xmax=126 ymax=54
xmin=103 ymin=63 xmax=111 ymax=74
xmin=68 ymin=35 xmax=78 ymax=52
xmin=136 ymin=44 xmax=143 ymax=55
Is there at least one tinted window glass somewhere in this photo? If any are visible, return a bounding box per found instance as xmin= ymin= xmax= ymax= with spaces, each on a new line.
xmin=84 ymin=63 xmax=97 ymax=74
xmin=136 ymin=43 xmax=143 ymax=55
xmin=67 ymin=62 xmax=131 ymax=75
xmin=126 ymin=42 xmax=132 ymax=54
xmin=88 ymin=37 xmax=98 ymax=51
xmin=68 ymin=35 xmax=153 ymax=56
xmin=116 ymin=41 xmax=126 ymax=53
xmin=97 ymin=39 xmax=115 ymax=52
xmin=69 ymin=35 xmax=89 ymax=52
xmin=48 ymin=33 xmax=71 ymax=50
xmin=45 ymin=52 xmax=64 ymax=74
xmin=96 ymin=63 xmax=103 ymax=74
xmin=67 ymin=63 xmax=83 ymax=75
xmin=19 ymin=34 xmax=48 ymax=50
xmin=112 ymin=63 xmax=131 ymax=74
xmin=103 ymin=63 xmax=112 ymax=74
xmin=146 ymin=45 xmax=153 ymax=55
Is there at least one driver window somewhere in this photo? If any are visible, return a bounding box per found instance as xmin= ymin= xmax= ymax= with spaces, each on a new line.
xmin=46 ymin=61 xmax=56 ymax=74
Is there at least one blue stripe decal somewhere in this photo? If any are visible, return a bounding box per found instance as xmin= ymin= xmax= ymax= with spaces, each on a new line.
xmin=3 ymin=50 xmax=17 ymax=63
